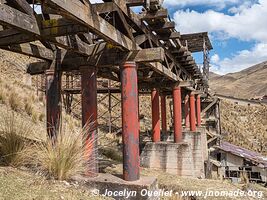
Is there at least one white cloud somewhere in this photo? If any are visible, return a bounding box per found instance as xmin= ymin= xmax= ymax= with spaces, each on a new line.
xmin=164 ymin=0 xmax=241 ymax=10
xmin=228 ymin=1 xmax=254 ymax=14
xmin=211 ymin=54 xmax=220 ymax=63
xmin=173 ymin=0 xmax=267 ymax=42
xmin=210 ymin=43 xmax=267 ymax=74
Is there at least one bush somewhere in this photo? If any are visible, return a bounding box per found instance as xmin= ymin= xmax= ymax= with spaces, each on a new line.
xmin=0 ymin=110 xmax=33 ymax=167
xmin=33 ymin=123 xmax=96 ymax=180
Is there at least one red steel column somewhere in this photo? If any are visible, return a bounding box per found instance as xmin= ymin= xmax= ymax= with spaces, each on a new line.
xmin=161 ymin=95 xmax=167 ymax=135
xmin=173 ymin=86 xmax=182 ymax=143
xmin=81 ymin=66 xmax=98 ymax=176
xmin=152 ymin=88 xmax=160 ymax=142
xmin=196 ymin=95 xmax=202 ymax=127
xmin=45 ymin=69 xmax=61 ymax=142
xmin=184 ymin=94 xmax=190 ymax=128
xmin=121 ymin=61 xmax=140 ymax=181
xmin=190 ymin=93 xmax=197 ymax=131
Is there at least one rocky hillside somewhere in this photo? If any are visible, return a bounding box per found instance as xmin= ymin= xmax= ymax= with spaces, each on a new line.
xmin=220 ymin=100 xmax=267 ymax=156
xmin=209 ymin=61 xmax=267 ymax=99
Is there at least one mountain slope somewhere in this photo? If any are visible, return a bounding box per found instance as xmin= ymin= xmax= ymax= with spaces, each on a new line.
xmin=209 ymin=61 xmax=267 ymax=99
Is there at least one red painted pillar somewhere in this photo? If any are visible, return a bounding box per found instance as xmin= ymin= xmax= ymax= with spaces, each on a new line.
xmin=173 ymin=86 xmax=182 ymax=143
xmin=184 ymin=94 xmax=190 ymax=128
xmin=45 ymin=69 xmax=61 ymax=142
xmin=190 ymin=93 xmax=196 ymax=131
xmin=161 ymin=95 xmax=167 ymax=135
xmin=81 ymin=66 xmax=98 ymax=176
xmin=196 ymin=95 xmax=202 ymax=127
xmin=152 ymin=88 xmax=160 ymax=142
xmin=121 ymin=61 xmax=140 ymax=181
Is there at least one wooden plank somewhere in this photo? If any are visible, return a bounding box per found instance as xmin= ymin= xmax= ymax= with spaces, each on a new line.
xmin=150 ymin=21 xmax=175 ymax=30
xmin=0 ymin=4 xmax=40 ymax=35
xmin=0 ymin=30 xmax=32 ymax=46
xmin=41 ymin=18 xmax=89 ymax=37
xmin=27 ymin=61 xmax=50 ymax=75
xmin=8 ymin=0 xmax=34 ymax=15
xmin=0 ymin=43 xmax=54 ymax=60
xmin=127 ymin=47 xmax=165 ymax=62
xmin=147 ymin=62 xmax=178 ymax=81
xmin=126 ymin=0 xmax=145 ymax=6
xmin=160 ymin=32 xmax=181 ymax=41
xmin=45 ymin=0 xmax=135 ymax=50
xmin=135 ymin=34 xmax=147 ymax=45
xmin=113 ymin=0 xmax=127 ymax=14
xmin=139 ymin=9 xmax=168 ymax=20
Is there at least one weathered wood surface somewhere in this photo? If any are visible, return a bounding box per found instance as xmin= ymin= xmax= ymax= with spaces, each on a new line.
xmin=43 ymin=0 xmax=135 ymax=50
xmin=1 ymin=43 xmax=54 ymax=60
xmin=0 ymin=4 xmax=39 ymax=34
xmin=0 ymin=0 xmax=211 ymax=91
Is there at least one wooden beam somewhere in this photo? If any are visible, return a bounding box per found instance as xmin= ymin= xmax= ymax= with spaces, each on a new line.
xmin=44 ymin=0 xmax=135 ymax=50
xmin=8 ymin=0 xmax=34 ymax=15
xmin=174 ymin=80 xmax=194 ymax=87
xmin=127 ymin=47 xmax=165 ymax=62
xmin=0 ymin=30 xmax=33 ymax=45
xmin=150 ymin=21 xmax=175 ymax=30
xmin=0 ymin=43 xmax=54 ymax=60
xmin=126 ymin=0 xmax=145 ymax=6
xmin=140 ymin=9 xmax=168 ymax=20
xmin=0 ymin=4 xmax=40 ymax=35
xmin=160 ymin=32 xmax=181 ymax=41
xmin=27 ymin=61 xmax=51 ymax=75
xmin=41 ymin=18 xmax=89 ymax=37
xmin=62 ymin=47 xmax=165 ymax=68
xmin=147 ymin=62 xmax=178 ymax=81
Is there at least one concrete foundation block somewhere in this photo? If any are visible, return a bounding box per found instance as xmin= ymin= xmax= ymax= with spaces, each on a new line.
xmin=74 ymin=173 xmax=160 ymax=200
xmin=141 ymin=131 xmax=207 ymax=178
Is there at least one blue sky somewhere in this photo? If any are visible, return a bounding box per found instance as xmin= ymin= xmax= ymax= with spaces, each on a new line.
xmin=163 ymin=0 xmax=267 ymax=74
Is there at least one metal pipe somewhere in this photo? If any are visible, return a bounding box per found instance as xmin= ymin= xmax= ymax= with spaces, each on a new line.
xmin=151 ymin=88 xmax=160 ymax=142
xmin=45 ymin=69 xmax=61 ymax=143
xmin=196 ymin=95 xmax=201 ymax=127
xmin=173 ymin=86 xmax=182 ymax=143
xmin=81 ymin=66 xmax=98 ymax=176
xmin=190 ymin=93 xmax=196 ymax=131
xmin=121 ymin=61 xmax=140 ymax=181
xmin=161 ymin=95 xmax=167 ymax=136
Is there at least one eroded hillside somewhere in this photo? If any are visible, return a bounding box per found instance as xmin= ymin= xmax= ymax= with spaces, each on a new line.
xmin=220 ymin=100 xmax=267 ymax=156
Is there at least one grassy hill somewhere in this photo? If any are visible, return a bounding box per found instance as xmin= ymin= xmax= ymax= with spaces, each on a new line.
xmin=210 ymin=61 xmax=267 ymax=99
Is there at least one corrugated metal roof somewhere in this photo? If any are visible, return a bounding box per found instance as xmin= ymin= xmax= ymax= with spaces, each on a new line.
xmin=217 ymin=142 xmax=267 ymax=168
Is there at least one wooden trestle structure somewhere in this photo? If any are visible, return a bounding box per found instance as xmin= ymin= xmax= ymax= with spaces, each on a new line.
xmin=0 ymin=0 xmax=215 ymax=181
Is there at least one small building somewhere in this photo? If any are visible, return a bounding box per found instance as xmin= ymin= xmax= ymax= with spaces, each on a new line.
xmin=209 ymin=142 xmax=267 ymax=184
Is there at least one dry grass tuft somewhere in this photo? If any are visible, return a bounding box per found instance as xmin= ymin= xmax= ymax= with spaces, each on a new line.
xmin=24 ymin=101 xmax=34 ymax=116
xmin=0 ymin=110 xmax=33 ymax=167
xmin=32 ymin=123 xmax=96 ymax=180
xmin=38 ymin=113 xmax=45 ymax=122
xmin=31 ymin=112 xmax=38 ymax=123
xmin=0 ymin=89 xmax=7 ymax=105
xmin=9 ymin=92 xmax=20 ymax=111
